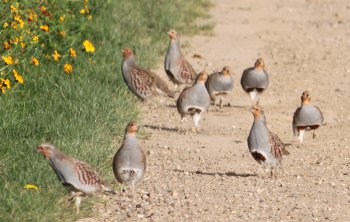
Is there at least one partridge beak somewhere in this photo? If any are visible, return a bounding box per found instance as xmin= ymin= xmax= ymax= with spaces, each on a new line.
xmin=248 ymin=107 xmax=254 ymax=112
xmin=121 ymin=49 xmax=125 ymax=53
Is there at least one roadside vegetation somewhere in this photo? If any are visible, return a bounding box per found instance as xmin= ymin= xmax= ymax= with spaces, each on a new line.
xmin=0 ymin=0 xmax=211 ymax=221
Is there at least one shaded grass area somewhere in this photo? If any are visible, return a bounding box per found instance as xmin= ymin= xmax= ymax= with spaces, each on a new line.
xmin=0 ymin=0 xmax=211 ymax=221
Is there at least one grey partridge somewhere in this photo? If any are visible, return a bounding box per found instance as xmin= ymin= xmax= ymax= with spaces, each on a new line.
xmin=37 ymin=143 xmax=114 ymax=214
xmin=176 ymin=72 xmax=211 ymax=132
xmin=292 ymin=91 xmax=324 ymax=142
xmin=164 ymin=30 xmax=197 ymax=87
xmin=205 ymin=66 xmax=234 ymax=109
xmin=241 ymin=58 xmax=269 ymax=103
xmin=113 ymin=121 xmax=146 ymax=188
xmin=247 ymin=105 xmax=289 ymax=177
xmin=121 ymin=47 xmax=174 ymax=100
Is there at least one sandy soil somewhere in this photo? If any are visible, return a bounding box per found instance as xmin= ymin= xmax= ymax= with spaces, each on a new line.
xmin=80 ymin=0 xmax=350 ymax=221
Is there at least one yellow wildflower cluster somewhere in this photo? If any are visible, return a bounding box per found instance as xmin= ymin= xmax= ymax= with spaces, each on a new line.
xmin=1 ymin=0 xmax=96 ymax=94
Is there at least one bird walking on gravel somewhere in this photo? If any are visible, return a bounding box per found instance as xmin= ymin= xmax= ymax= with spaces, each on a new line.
xmin=205 ymin=66 xmax=234 ymax=109
xmin=113 ymin=121 xmax=146 ymax=188
xmin=247 ymin=105 xmax=289 ymax=177
xmin=121 ymin=47 xmax=174 ymax=100
xmin=164 ymin=29 xmax=197 ymax=87
xmin=292 ymin=91 xmax=324 ymax=143
xmin=241 ymin=58 xmax=269 ymax=103
xmin=176 ymin=72 xmax=211 ymax=132
xmin=37 ymin=143 xmax=114 ymax=215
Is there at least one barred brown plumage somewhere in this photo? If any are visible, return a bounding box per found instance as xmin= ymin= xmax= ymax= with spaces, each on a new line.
xmin=121 ymin=47 xmax=174 ymax=100
xmin=37 ymin=143 xmax=114 ymax=214
xmin=165 ymin=30 xmax=197 ymax=86
xmin=247 ymin=105 xmax=289 ymax=177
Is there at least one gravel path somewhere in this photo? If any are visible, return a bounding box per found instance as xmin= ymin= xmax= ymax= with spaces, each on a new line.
xmin=80 ymin=0 xmax=350 ymax=221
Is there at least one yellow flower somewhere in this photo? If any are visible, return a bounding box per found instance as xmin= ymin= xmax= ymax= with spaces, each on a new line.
xmin=2 ymin=56 xmax=14 ymax=65
xmin=21 ymin=42 xmax=26 ymax=49
xmin=59 ymin=30 xmax=66 ymax=37
xmin=3 ymin=41 xmax=11 ymax=50
xmin=11 ymin=21 xmax=18 ymax=30
xmin=24 ymin=184 xmax=38 ymax=190
xmin=40 ymin=25 xmax=49 ymax=32
xmin=39 ymin=6 xmax=46 ymax=13
xmin=0 ymin=78 xmax=10 ymax=93
xmin=80 ymin=9 xmax=86 ymax=14
xmin=10 ymin=5 xmax=17 ymax=13
xmin=28 ymin=9 xmax=38 ymax=22
xmin=4 ymin=79 xmax=11 ymax=89
xmin=83 ymin=40 xmax=95 ymax=53
xmin=69 ymin=48 xmax=76 ymax=58
xmin=59 ymin=15 xmax=65 ymax=22
xmin=32 ymin=36 xmax=39 ymax=43
xmin=63 ymin=63 xmax=73 ymax=73
xmin=52 ymin=50 xmax=60 ymax=61
xmin=31 ymin=57 xmax=39 ymax=65
xmin=14 ymin=15 xmax=25 ymax=28
xmin=0 ymin=80 xmax=6 ymax=94
xmin=10 ymin=37 xmax=19 ymax=44
xmin=3 ymin=22 xmax=8 ymax=28
xmin=88 ymin=15 xmax=92 ymax=20
xmin=13 ymin=69 xmax=24 ymax=84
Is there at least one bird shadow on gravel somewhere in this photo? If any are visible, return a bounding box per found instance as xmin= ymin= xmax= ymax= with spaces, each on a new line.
xmin=174 ymin=169 xmax=257 ymax=178
xmin=143 ymin=124 xmax=179 ymax=132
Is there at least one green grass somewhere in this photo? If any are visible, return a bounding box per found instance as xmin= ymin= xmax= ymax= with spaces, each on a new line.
xmin=0 ymin=0 xmax=212 ymax=221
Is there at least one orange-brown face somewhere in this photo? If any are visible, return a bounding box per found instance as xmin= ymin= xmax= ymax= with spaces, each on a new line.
xmin=37 ymin=143 xmax=55 ymax=159
xmin=249 ymin=105 xmax=264 ymax=119
xmin=167 ymin=29 xmax=177 ymax=39
xmin=222 ymin=66 xmax=231 ymax=76
xmin=301 ymin=91 xmax=311 ymax=103
xmin=197 ymin=72 xmax=208 ymax=82
xmin=254 ymin=58 xmax=265 ymax=69
xmin=127 ymin=121 xmax=138 ymax=134
xmin=121 ymin=47 xmax=133 ymax=58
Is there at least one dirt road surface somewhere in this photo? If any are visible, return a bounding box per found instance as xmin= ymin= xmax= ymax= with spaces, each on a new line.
xmin=81 ymin=0 xmax=350 ymax=221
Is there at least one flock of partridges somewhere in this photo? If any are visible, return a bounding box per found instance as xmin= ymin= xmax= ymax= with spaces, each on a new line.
xmin=37 ymin=30 xmax=324 ymax=214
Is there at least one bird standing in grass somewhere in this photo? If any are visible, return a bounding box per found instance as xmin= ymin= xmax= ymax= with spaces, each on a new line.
xmin=37 ymin=143 xmax=114 ymax=215
xmin=176 ymin=72 xmax=211 ymax=132
xmin=121 ymin=47 xmax=174 ymax=100
xmin=292 ymin=91 xmax=324 ymax=142
xmin=241 ymin=58 xmax=269 ymax=103
xmin=164 ymin=29 xmax=197 ymax=88
xmin=247 ymin=105 xmax=289 ymax=177
xmin=205 ymin=66 xmax=234 ymax=109
xmin=113 ymin=121 xmax=146 ymax=188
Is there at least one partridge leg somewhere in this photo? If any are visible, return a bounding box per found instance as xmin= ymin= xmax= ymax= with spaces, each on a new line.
xmin=298 ymin=129 xmax=305 ymax=143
